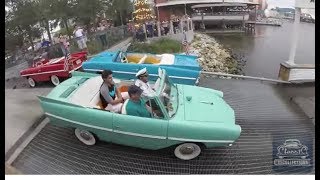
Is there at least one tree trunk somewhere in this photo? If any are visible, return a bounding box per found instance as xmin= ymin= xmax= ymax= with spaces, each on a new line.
xmin=24 ymin=25 xmax=35 ymax=51
xmin=27 ymin=33 xmax=34 ymax=51
xmin=44 ymin=19 xmax=52 ymax=42
xmin=120 ymin=11 xmax=123 ymax=25
xmin=63 ymin=18 xmax=71 ymax=40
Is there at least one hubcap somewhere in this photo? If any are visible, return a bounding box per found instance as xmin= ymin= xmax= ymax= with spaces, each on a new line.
xmin=80 ymin=131 xmax=92 ymax=141
xmin=51 ymin=76 xmax=59 ymax=85
xmin=180 ymin=145 xmax=195 ymax=155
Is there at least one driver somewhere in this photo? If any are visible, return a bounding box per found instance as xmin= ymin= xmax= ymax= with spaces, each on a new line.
xmin=135 ymin=67 xmax=156 ymax=98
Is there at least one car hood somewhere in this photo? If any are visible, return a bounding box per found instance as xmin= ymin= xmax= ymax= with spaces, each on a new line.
xmin=173 ymin=54 xmax=201 ymax=70
xmin=179 ymin=85 xmax=235 ymax=124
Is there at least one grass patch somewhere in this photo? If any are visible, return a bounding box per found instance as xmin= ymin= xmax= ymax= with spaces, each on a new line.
xmin=128 ymin=38 xmax=182 ymax=54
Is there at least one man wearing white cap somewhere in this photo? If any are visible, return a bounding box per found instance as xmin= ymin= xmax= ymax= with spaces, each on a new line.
xmin=135 ymin=67 xmax=156 ymax=97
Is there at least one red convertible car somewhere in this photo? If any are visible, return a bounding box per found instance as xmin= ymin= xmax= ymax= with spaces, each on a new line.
xmin=20 ymin=51 xmax=88 ymax=87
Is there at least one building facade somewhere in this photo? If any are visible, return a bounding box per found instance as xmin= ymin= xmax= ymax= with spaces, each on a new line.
xmin=154 ymin=0 xmax=258 ymax=30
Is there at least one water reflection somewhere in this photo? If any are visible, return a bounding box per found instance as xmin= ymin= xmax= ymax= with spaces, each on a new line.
xmin=209 ymin=22 xmax=315 ymax=79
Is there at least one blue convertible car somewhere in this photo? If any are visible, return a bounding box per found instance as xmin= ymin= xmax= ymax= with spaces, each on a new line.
xmin=82 ymin=50 xmax=201 ymax=85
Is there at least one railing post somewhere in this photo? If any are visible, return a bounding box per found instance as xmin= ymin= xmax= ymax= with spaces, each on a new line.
xmin=143 ymin=24 xmax=147 ymax=40
xmin=180 ymin=19 xmax=184 ymax=33
xmin=287 ymin=7 xmax=301 ymax=65
xmin=170 ymin=20 xmax=174 ymax=34
xmin=157 ymin=21 xmax=161 ymax=37
xmin=187 ymin=19 xmax=190 ymax=31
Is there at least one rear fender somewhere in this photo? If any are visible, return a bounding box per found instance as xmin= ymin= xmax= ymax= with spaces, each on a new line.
xmin=37 ymin=96 xmax=85 ymax=108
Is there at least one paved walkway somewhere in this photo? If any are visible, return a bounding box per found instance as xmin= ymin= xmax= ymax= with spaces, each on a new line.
xmin=5 ymin=88 xmax=52 ymax=157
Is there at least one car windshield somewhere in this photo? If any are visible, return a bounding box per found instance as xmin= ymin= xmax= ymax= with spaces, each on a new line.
xmin=158 ymin=74 xmax=178 ymax=118
xmin=115 ymin=51 xmax=125 ymax=62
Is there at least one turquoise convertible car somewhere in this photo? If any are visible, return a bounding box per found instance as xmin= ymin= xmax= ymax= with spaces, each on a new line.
xmin=82 ymin=50 xmax=201 ymax=85
xmin=38 ymin=69 xmax=241 ymax=160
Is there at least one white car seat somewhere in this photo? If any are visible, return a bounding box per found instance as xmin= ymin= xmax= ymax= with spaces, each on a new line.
xmin=121 ymin=99 xmax=129 ymax=114
xmin=138 ymin=54 xmax=148 ymax=64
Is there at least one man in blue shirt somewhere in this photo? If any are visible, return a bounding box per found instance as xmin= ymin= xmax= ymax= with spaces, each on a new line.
xmin=41 ymin=38 xmax=51 ymax=48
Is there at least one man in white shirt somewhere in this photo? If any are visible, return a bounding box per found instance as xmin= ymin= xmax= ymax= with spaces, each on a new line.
xmin=134 ymin=68 xmax=156 ymax=98
xmin=73 ymin=25 xmax=87 ymax=51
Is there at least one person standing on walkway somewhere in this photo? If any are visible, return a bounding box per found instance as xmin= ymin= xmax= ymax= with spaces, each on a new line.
xmin=97 ymin=23 xmax=108 ymax=47
xmin=58 ymin=34 xmax=70 ymax=57
xmin=73 ymin=25 xmax=87 ymax=52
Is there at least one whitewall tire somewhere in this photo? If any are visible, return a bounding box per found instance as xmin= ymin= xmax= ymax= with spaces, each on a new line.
xmin=28 ymin=77 xmax=36 ymax=87
xmin=51 ymin=75 xmax=60 ymax=86
xmin=174 ymin=143 xmax=201 ymax=160
xmin=75 ymin=128 xmax=96 ymax=146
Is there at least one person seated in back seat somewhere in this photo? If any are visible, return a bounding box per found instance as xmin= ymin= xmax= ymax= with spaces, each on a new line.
xmin=100 ymin=70 xmax=128 ymax=112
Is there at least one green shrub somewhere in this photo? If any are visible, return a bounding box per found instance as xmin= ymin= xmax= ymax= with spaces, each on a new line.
xmin=128 ymin=38 xmax=182 ymax=54
xmin=87 ymin=40 xmax=103 ymax=55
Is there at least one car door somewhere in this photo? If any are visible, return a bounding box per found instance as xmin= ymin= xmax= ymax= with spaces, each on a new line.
xmin=82 ymin=108 xmax=114 ymax=142
xmin=112 ymin=113 xmax=168 ymax=150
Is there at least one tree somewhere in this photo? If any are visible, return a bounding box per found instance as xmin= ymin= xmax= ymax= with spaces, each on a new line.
xmin=6 ymin=0 xmax=43 ymax=51
xmin=111 ymin=0 xmax=133 ymax=25
xmin=50 ymin=0 xmax=78 ymax=39
xmin=73 ymin=0 xmax=104 ymax=32
xmin=34 ymin=0 xmax=55 ymax=42
xmin=133 ymin=0 xmax=155 ymax=25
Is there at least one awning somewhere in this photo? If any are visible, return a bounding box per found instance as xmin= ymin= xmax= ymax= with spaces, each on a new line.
xmin=155 ymin=0 xmax=259 ymax=7
xmin=191 ymin=3 xmax=247 ymax=9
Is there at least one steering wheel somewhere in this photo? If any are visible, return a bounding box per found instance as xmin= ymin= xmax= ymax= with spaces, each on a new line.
xmin=164 ymin=102 xmax=173 ymax=111
xmin=121 ymin=57 xmax=128 ymax=63
xmin=120 ymin=52 xmax=128 ymax=63
xmin=35 ymin=61 xmax=43 ymax=67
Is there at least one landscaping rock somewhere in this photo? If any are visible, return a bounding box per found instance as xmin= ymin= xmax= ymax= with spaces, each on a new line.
xmin=189 ymin=33 xmax=246 ymax=75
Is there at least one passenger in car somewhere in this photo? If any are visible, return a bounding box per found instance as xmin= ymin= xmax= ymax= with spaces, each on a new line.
xmin=100 ymin=70 xmax=128 ymax=112
xmin=135 ymin=67 xmax=156 ymax=97
xmin=124 ymin=85 xmax=152 ymax=118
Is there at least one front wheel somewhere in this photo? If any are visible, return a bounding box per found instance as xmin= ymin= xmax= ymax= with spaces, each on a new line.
xmin=50 ymin=75 xmax=60 ymax=86
xmin=75 ymin=128 xmax=96 ymax=145
xmin=174 ymin=143 xmax=202 ymax=160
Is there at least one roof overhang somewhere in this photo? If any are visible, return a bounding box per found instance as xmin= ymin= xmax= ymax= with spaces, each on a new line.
xmin=156 ymin=0 xmax=258 ymax=7
xmin=191 ymin=3 xmax=247 ymax=8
